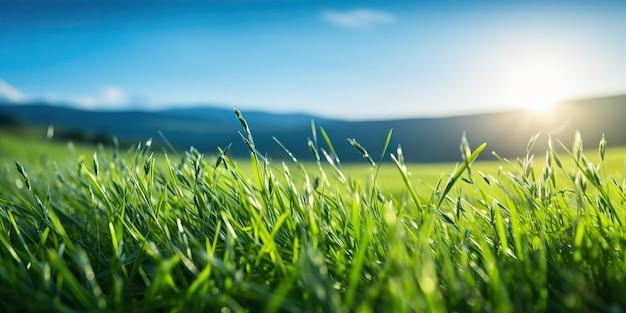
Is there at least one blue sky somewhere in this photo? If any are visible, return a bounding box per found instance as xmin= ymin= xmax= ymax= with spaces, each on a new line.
xmin=1 ymin=0 xmax=626 ymax=119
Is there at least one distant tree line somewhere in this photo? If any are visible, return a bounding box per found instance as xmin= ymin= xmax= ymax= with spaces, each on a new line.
xmin=0 ymin=112 xmax=23 ymax=126
xmin=1 ymin=111 xmax=115 ymax=146
xmin=54 ymin=129 xmax=115 ymax=146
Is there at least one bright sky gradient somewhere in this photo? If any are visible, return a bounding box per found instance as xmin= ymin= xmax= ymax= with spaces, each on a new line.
xmin=2 ymin=0 xmax=626 ymax=119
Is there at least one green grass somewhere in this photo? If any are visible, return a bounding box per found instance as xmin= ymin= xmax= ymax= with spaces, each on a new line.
xmin=1 ymin=113 xmax=626 ymax=312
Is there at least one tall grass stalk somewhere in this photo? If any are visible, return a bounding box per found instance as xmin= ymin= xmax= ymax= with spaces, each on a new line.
xmin=0 ymin=112 xmax=625 ymax=312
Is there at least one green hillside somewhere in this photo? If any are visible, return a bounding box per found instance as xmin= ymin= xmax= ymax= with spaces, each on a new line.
xmin=2 ymin=94 xmax=625 ymax=162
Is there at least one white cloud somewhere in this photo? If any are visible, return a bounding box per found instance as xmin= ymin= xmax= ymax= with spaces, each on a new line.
xmin=101 ymin=85 xmax=127 ymax=105
xmin=0 ymin=80 xmax=26 ymax=103
xmin=75 ymin=97 xmax=97 ymax=109
xmin=321 ymin=9 xmax=396 ymax=29
xmin=44 ymin=93 xmax=59 ymax=104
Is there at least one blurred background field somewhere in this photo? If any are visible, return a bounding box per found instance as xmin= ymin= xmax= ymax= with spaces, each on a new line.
xmin=2 ymin=124 xmax=624 ymax=199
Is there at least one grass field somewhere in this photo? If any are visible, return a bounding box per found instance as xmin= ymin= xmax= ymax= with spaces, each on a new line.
xmin=1 ymin=113 xmax=626 ymax=312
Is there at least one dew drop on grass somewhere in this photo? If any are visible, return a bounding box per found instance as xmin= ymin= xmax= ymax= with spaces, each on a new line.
xmin=15 ymin=178 xmax=23 ymax=189
xmin=467 ymin=298 xmax=476 ymax=307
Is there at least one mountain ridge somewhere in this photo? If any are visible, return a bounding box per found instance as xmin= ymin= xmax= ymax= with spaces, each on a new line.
xmin=1 ymin=95 xmax=625 ymax=162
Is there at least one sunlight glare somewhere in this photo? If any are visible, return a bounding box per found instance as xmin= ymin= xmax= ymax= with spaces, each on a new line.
xmin=505 ymin=62 xmax=571 ymax=114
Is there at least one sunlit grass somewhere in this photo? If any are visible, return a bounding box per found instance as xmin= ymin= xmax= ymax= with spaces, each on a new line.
xmin=0 ymin=113 xmax=626 ymax=312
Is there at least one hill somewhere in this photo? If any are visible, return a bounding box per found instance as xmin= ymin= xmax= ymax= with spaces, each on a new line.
xmin=1 ymin=95 xmax=625 ymax=162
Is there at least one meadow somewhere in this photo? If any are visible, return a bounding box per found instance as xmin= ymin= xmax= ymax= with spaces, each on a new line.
xmin=0 ymin=111 xmax=625 ymax=312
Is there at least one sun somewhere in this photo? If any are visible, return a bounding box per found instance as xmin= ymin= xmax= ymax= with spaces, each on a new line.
xmin=505 ymin=62 xmax=570 ymax=114
xmin=527 ymin=101 xmax=556 ymax=113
